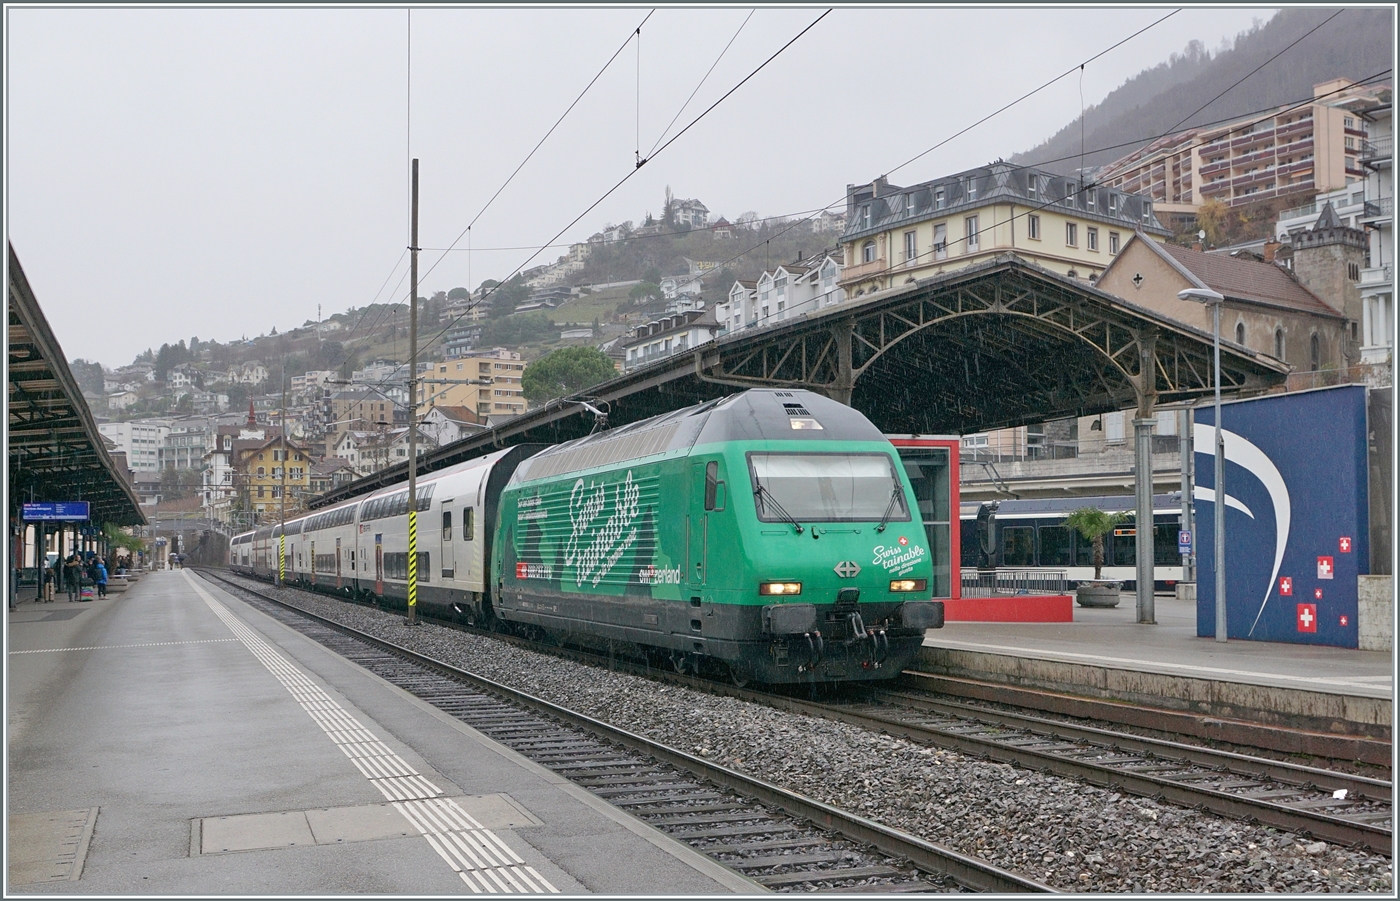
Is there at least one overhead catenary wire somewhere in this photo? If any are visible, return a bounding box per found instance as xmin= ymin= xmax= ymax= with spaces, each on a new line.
xmin=413 ymin=8 xmax=832 ymax=357
xmin=330 ymin=6 xmax=1169 ymax=380
xmin=308 ymin=9 xmax=833 ymax=424
xmin=645 ymin=8 xmax=755 ymax=161
xmin=311 ymin=10 xmax=1377 ymax=410
xmin=310 ymin=11 xmax=656 ymax=384
xmin=733 ymin=70 xmax=1390 ymax=336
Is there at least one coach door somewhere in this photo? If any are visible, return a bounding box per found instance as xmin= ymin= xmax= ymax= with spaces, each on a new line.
xmin=335 ymin=537 xmax=343 ymax=590
xmin=440 ymin=499 xmax=455 ymax=580
xmin=374 ymin=534 xmax=384 ymax=595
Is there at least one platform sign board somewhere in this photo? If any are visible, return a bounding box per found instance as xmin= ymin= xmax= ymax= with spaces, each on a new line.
xmin=21 ymin=502 xmax=90 ymax=521
xmin=1194 ymin=385 xmax=1369 ymax=648
xmin=1177 ymin=530 xmax=1191 ymax=556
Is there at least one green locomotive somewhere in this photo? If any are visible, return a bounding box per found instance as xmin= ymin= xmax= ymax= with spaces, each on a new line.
xmin=494 ymin=389 xmax=943 ymax=683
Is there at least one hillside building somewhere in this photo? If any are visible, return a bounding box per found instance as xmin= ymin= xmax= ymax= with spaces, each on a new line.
xmin=621 ymin=308 xmax=724 ymax=371
xmin=1096 ymin=78 xmax=1387 ymax=218
xmin=718 ymin=253 xmax=844 ymax=334
xmin=1358 ymin=102 xmax=1392 ymax=364
xmin=1097 ymin=232 xmax=1348 ymax=380
xmin=416 ymin=348 xmax=527 ymax=420
xmin=839 ymin=163 xmax=1167 ymax=297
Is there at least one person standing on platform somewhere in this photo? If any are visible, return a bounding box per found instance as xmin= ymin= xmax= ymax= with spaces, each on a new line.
xmin=94 ymin=558 xmax=108 ymax=598
xmin=42 ymin=561 xmax=55 ymax=602
xmin=63 ymin=552 xmax=81 ymax=601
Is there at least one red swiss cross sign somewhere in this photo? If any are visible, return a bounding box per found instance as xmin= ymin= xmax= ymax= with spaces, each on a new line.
xmin=897 ymin=536 xmax=909 ymax=546
xmin=1317 ymin=556 xmax=1335 ymax=580
xmin=1339 ymin=536 xmax=1353 ymax=553
xmin=1297 ymin=603 xmax=1317 ymax=633
xmin=1278 ymin=576 xmax=1293 ymax=596
xmin=1340 ymin=615 xmax=1350 ymax=627
xmin=1314 ymin=588 xmax=1324 ymax=600
xmin=516 ymin=562 xmax=529 ymax=579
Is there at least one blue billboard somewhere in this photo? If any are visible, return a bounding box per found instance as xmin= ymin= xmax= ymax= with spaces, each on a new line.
xmin=21 ymin=501 xmax=91 ymax=521
xmin=1194 ymin=386 xmax=1370 ymax=648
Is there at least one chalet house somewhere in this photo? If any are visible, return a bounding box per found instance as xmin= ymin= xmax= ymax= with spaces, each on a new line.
xmin=621 ymin=308 xmax=724 ymax=372
xmin=419 ymin=405 xmax=485 ymax=447
xmin=719 ymin=252 xmax=845 ymax=334
xmin=672 ymin=198 xmax=709 ymax=228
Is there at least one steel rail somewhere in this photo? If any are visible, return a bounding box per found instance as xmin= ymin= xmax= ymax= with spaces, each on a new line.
xmin=742 ymin=688 xmax=1392 ymax=855
xmin=200 ymin=570 xmax=1052 ymax=893
xmin=904 ymin=672 xmax=1392 ymax=765
xmin=881 ymin=690 xmax=1393 ymax=803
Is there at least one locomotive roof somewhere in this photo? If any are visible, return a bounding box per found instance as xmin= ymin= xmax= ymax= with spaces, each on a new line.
xmin=510 ymin=389 xmax=886 ymax=485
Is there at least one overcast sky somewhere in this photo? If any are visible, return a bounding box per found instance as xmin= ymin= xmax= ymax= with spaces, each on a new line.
xmin=8 ymin=4 xmax=1280 ymax=369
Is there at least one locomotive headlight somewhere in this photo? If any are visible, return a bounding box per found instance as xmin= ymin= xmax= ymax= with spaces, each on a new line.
xmin=889 ymin=579 xmax=927 ymax=592
xmin=759 ymin=581 xmax=803 ymax=596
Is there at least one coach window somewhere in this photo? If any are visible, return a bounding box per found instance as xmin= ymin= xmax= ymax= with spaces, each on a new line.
xmin=463 ymin=507 xmax=475 ymax=540
xmin=442 ymin=510 xmax=452 ymax=540
xmin=1154 ymin=523 xmax=1179 ymax=566
xmin=1111 ymin=524 xmax=1136 ymax=567
xmin=1001 ymin=526 xmax=1035 ymax=567
xmin=1038 ymin=525 xmax=1072 ymax=567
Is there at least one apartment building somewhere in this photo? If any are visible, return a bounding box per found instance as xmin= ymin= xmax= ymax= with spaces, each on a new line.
xmin=839 ymin=163 xmax=1166 ymax=297
xmin=621 ymin=309 xmax=724 ymax=371
xmin=718 ymin=253 xmax=844 ymax=334
xmin=97 ymin=419 xmax=170 ymax=472
xmin=416 ymin=348 xmax=527 ymax=419
xmin=234 ymin=434 xmax=313 ymax=520
xmin=1358 ymin=103 xmax=1392 ymax=364
xmin=1097 ymin=78 xmax=1387 ymax=216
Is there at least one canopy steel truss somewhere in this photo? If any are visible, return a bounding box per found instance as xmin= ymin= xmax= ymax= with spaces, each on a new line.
xmin=313 ymin=254 xmax=1287 ymax=512
xmin=8 ymin=243 xmax=145 ymax=527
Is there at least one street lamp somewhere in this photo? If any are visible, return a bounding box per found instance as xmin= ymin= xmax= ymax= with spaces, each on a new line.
xmin=1178 ymin=286 xmax=1227 ymax=643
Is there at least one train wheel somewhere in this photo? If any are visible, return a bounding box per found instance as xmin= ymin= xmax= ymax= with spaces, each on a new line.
xmin=728 ymin=663 xmax=751 ymax=688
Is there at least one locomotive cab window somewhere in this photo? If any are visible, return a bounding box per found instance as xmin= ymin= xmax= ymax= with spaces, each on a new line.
xmin=703 ymin=460 xmax=725 ymax=511
xmin=748 ymin=453 xmax=908 ymax=523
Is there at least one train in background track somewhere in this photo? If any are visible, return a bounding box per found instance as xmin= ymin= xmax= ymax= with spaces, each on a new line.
xmin=231 ymin=389 xmax=944 ymax=684
xmin=961 ymin=494 xmax=1187 ymax=590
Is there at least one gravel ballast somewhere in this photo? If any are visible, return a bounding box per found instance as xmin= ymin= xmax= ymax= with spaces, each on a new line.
xmin=244 ymin=582 xmax=1394 ymax=894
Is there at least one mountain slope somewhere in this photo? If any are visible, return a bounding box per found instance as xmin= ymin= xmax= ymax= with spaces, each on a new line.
xmin=1013 ymin=8 xmax=1393 ymax=176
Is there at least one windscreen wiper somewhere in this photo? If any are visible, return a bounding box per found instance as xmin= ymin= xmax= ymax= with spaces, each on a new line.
xmin=875 ymin=488 xmax=903 ymax=532
xmin=755 ymin=484 xmax=804 ymax=534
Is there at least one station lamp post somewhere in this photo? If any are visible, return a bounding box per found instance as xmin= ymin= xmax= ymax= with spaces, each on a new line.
xmin=1178 ymin=287 xmax=1227 ymax=643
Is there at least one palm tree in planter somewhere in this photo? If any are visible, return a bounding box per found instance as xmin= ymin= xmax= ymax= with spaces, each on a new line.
xmin=1065 ymin=506 xmax=1130 ymax=608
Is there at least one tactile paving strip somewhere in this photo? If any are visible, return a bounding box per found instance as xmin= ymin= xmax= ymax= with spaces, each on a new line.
xmin=185 ymin=572 xmax=556 ymax=893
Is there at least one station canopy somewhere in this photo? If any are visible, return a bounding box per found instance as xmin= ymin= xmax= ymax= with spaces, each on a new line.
xmin=8 ymin=243 xmax=145 ymax=527
xmin=313 ymin=254 xmax=1289 ymax=508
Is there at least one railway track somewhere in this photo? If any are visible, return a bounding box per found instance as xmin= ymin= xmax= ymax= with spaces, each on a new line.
xmin=753 ymin=688 xmax=1393 ymax=856
xmin=202 ymin=570 xmax=1050 ymax=893
xmin=209 ymin=570 xmax=1391 ymax=859
xmin=903 ymin=671 xmax=1392 ymax=767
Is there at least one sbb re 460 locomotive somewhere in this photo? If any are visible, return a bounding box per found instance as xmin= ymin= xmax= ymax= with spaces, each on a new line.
xmin=231 ymin=390 xmax=944 ymax=683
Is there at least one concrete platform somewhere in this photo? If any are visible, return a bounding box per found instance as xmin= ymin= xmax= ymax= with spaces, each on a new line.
xmin=918 ymin=592 xmax=1392 ymax=740
xmin=6 ymin=571 xmax=757 ymax=895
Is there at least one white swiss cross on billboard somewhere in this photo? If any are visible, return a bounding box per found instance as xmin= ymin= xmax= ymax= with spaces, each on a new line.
xmin=1317 ymin=556 xmax=1335 ymax=580
xmin=1278 ymin=576 xmax=1293 ymax=596
xmin=1339 ymin=536 xmax=1352 ymax=553
xmin=1297 ymin=603 xmax=1317 ymax=633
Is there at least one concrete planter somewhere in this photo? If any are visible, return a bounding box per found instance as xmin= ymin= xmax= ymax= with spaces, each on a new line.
xmin=1075 ymin=583 xmax=1121 ymax=608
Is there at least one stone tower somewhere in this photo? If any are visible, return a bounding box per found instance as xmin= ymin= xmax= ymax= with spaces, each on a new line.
xmin=1290 ymin=202 xmax=1368 ymax=361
